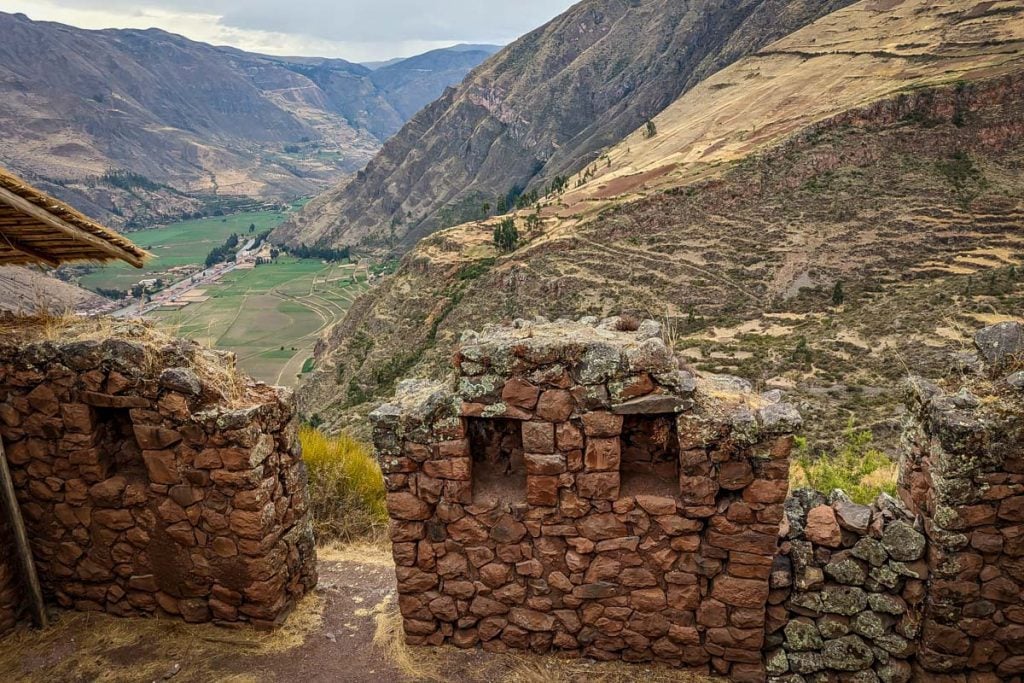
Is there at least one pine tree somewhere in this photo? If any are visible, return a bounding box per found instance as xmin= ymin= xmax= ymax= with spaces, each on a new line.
xmin=493 ymin=217 xmax=519 ymax=253
xmin=832 ymin=281 xmax=845 ymax=306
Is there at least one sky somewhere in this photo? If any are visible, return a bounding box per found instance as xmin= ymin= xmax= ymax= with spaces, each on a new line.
xmin=4 ymin=0 xmax=578 ymax=62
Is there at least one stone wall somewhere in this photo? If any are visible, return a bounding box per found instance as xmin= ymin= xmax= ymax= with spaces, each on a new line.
xmin=0 ymin=514 xmax=22 ymax=636
xmin=0 ymin=320 xmax=317 ymax=629
xmin=371 ymin=317 xmax=800 ymax=681
xmin=374 ymin=317 xmax=1024 ymax=681
xmin=769 ymin=490 xmax=926 ymax=682
xmin=898 ymin=321 xmax=1024 ymax=680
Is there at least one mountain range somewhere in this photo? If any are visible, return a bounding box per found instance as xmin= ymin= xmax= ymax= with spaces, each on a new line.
xmin=0 ymin=12 xmax=497 ymax=228
xmin=272 ymin=0 xmax=858 ymax=252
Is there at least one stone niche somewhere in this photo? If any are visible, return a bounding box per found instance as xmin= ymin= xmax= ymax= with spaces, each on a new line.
xmin=371 ymin=317 xmax=801 ymax=681
xmin=0 ymin=322 xmax=317 ymax=629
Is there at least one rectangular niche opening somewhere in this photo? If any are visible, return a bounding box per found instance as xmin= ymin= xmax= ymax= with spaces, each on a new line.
xmin=94 ymin=407 xmax=146 ymax=478
xmin=467 ymin=417 xmax=526 ymax=506
xmin=619 ymin=414 xmax=680 ymax=499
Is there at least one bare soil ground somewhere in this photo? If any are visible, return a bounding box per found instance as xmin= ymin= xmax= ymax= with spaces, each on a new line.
xmin=0 ymin=544 xmax=714 ymax=683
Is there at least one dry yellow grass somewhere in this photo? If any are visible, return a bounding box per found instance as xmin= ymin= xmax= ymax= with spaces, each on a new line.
xmin=0 ymin=594 xmax=324 ymax=683
xmin=0 ymin=311 xmax=251 ymax=404
xmin=300 ymin=425 xmax=389 ymax=543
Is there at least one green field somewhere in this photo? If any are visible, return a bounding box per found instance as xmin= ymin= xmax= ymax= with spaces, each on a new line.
xmin=79 ymin=209 xmax=294 ymax=292
xmin=151 ymin=257 xmax=369 ymax=387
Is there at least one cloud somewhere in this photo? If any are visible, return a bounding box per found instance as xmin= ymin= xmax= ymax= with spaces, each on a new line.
xmin=4 ymin=0 xmax=575 ymax=60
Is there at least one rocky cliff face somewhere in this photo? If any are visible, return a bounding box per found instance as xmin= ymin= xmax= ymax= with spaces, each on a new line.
xmin=0 ymin=12 xmax=492 ymax=227
xmin=274 ymin=0 xmax=856 ymax=252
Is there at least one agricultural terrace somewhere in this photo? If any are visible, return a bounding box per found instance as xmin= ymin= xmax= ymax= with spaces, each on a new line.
xmin=152 ymin=257 xmax=368 ymax=387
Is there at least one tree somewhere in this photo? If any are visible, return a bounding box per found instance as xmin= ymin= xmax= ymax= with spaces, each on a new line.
xmin=644 ymin=120 xmax=658 ymax=139
xmin=831 ymin=281 xmax=845 ymax=306
xmin=936 ymin=150 xmax=988 ymax=211
xmin=791 ymin=337 xmax=813 ymax=368
xmin=249 ymin=223 xmax=256 ymax=233
xmin=493 ymin=217 xmax=519 ymax=253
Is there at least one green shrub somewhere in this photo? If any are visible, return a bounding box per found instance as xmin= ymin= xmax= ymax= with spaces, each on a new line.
xmin=300 ymin=425 xmax=388 ymax=542
xmin=793 ymin=421 xmax=897 ymax=504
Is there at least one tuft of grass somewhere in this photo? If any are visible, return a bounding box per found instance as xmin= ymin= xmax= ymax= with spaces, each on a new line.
xmin=792 ymin=420 xmax=898 ymax=504
xmin=300 ymin=425 xmax=388 ymax=542
xmin=373 ymin=598 xmax=443 ymax=681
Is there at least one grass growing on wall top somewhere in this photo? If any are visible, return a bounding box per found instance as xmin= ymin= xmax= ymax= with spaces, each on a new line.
xmin=300 ymin=425 xmax=388 ymax=542
xmin=791 ymin=420 xmax=898 ymax=505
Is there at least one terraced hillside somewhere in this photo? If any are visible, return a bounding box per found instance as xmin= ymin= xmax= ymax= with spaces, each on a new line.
xmin=275 ymin=0 xmax=857 ymax=252
xmin=298 ymin=0 xmax=1024 ymax=452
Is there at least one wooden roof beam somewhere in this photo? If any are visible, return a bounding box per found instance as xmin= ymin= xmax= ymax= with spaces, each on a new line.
xmin=0 ymin=185 xmax=145 ymax=268
xmin=0 ymin=234 xmax=62 ymax=268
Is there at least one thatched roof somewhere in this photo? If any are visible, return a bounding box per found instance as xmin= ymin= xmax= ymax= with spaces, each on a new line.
xmin=0 ymin=168 xmax=149 ymax=268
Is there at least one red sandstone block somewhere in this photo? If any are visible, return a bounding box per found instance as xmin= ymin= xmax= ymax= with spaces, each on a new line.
xmin=718 ymin=461 xmax=754 ymax=490
xmin=387 ymin=492 xmax=433 ymax=521
xmin=710 ymin=576 xmax=769 ymax=608
xmin=580 ymin=412 xmax=623 ymax=438
xmin=522 ymin=422 xmax=555 ymax=454
xmin=536 ymin=390 xmax=574 ymax=422
xmin=584 ymin=438 xmax=620 ymax=472
xmin=527 ymin=475 xmax=559 ymax=506
xmin=577 ymin=472 xmax=619 ymax=501
xmin=525 ymin=453 xmax=566 ymax=475
xmin=502 ymin=378 xmax=540 ymax=410
xmin=437 ymin=439 xmax=470 ymax=459
xmin=556 ymin=422 xmax=584 ymax=451
xmin=678 ymin=476 xmax=718 ymax=506
xmin=423 ymin=457 xmax=471 ymax=480
xmin=742 ymin=480 xmax=789 ymax=505
xmin=142 ymin=450 xmax=179 ymax=485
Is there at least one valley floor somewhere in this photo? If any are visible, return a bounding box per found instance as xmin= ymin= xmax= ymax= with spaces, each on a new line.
xmin=0 ymin=545 xmax=713 ymax=683
xmin=151 ymin=258 xmax=370 ymax=388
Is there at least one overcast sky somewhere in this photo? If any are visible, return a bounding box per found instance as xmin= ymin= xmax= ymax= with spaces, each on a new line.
xmin=5 ymin=0 xmax=578 ymax=62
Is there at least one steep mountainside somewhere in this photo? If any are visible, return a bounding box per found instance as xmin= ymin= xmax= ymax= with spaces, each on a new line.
xmin=298 ymin=0 xmax=1024 ymax=454
xmin=274 ymin=0 xmax=857 ymax=252
xmin=369 ymin=47 xmax=500 ymax=120
xmin=0 ymin=267 xmax=103 ymax=314
xmin=0 ymin=12 xmax=492 ymax=227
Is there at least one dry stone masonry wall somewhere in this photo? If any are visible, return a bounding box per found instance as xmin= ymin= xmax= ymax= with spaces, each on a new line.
xmin=769 ymin=491 xmax=926 ymax=682
xmin=0 ymin=320 xmax=317 ymax=629
xmin=899 ymin=321 xmax=1024 ymax=681
xmin=375 ymin=318 xmax=1024 ymax=682
xmin=371 ymin=317 xmax=801 ymax=682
